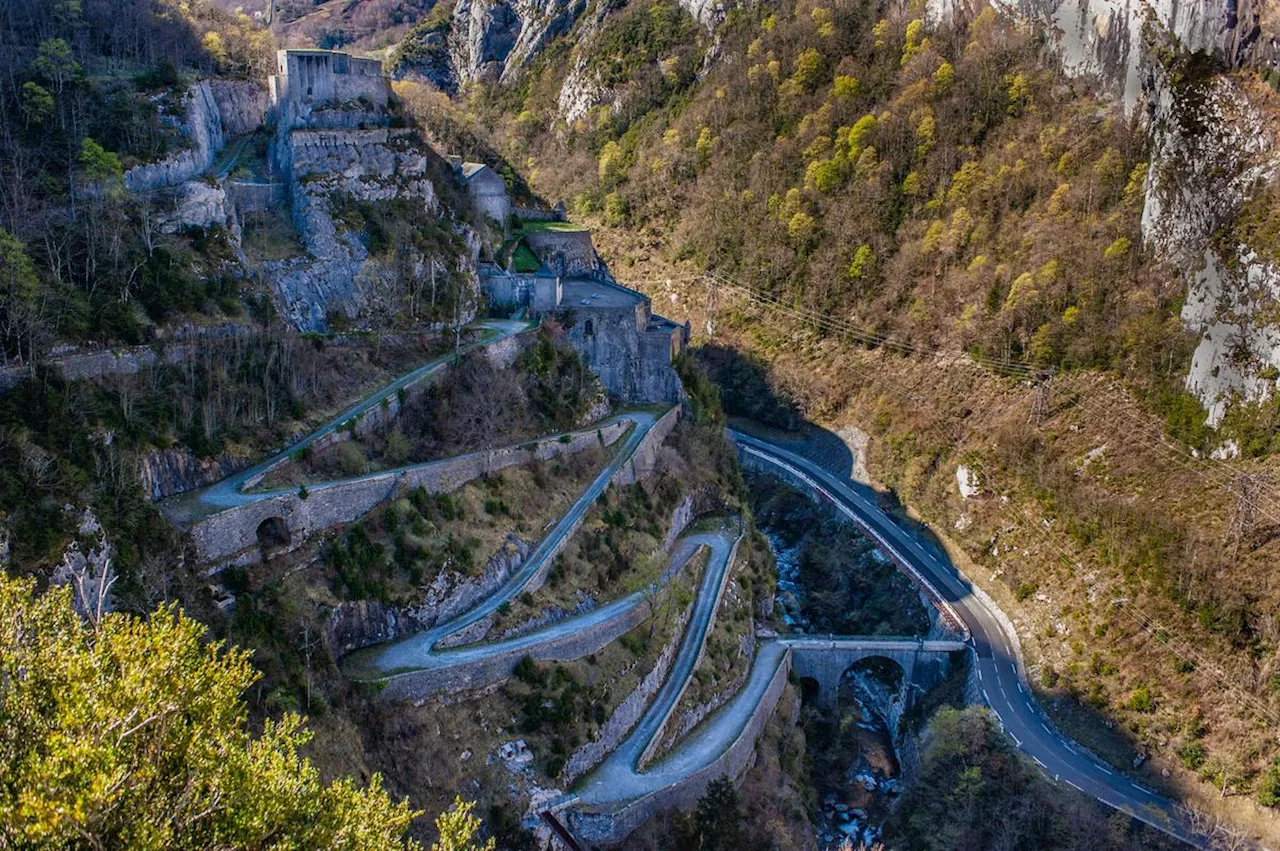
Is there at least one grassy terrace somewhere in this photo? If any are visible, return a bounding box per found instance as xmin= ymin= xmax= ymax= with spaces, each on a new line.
xmin=518 ymin=220 xmax=589 ymax=233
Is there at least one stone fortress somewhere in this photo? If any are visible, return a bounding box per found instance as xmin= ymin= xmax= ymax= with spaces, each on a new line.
xmin=116 ymin=46 xmax=688 ymax=374
xmin=465 ymin=172 xmax=690 ymax=404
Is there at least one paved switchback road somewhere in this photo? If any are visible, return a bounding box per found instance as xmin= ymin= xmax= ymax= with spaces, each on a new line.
xmin=163 ymin=318 xmax=532 ymax=520
xmin=731 ymin=430 xmax=1200 ymax=847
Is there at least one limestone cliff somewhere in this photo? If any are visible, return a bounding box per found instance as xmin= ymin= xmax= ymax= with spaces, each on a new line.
xmin=929 ymin=0 xmax=1280 ymax=427
xmin=124 ymin=82 xmax=226 ymax=193
xmin=443 ymin=0 xmax=716 ymax=91
xmin=1143 ymin=63 xmax=1280 ymax=426
xmin=268 ymin=127 xmax=479 ymax=332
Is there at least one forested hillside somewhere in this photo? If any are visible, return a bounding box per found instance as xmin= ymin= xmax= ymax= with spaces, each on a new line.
xmin=438 ymin=0 xmax=1280 ymax=836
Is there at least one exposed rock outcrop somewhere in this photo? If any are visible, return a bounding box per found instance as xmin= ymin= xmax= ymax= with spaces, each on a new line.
xmin=139 ymin=447 xmax=252 ymax=502
xmin=1143 ymin=66 xmax=1280 ymax=423
xmin=124 ymin=82 xmax=226 ymax=193
xmin=323 ymin=536 xmax=532 ymax=655
xmin=929 ymin=0 xmax=1280 ymax=424
xmin=451 ymin=0 xmax=589 ymax=86
xmin=267 ymin=127 xmax=478 ymax=331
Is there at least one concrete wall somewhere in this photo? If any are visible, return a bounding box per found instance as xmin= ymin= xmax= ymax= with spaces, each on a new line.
xmin=185 ymin=418 xmax=633 ymax=564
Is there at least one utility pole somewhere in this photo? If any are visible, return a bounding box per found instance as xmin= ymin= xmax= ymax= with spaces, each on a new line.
xmin=704 ymin=274 xmax=719 ymax=339
xmin=1029 ymin=368 xmax=1054 ymax=427
xmin=1228 ymin=472 xmax=1267 ymax=555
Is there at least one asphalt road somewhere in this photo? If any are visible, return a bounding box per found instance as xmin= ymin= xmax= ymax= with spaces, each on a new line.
xmin=165 ymin=318 xmax=532 ymax=518
xmin=731 ymin=430 xmax=1199 ymax=846
xmin=572 ymin=528 xmax=743 ymax=806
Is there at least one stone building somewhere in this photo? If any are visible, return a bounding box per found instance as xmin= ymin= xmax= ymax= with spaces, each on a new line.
xmin=269 ymin=49 xmax=390 ymax=138
xmin=460 ymin=162 xmax=512 ymax=229
xmin=484 ymin=270 xmax=689 ymax=404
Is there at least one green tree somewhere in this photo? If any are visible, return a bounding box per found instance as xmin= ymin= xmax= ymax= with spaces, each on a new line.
xmin=693 ymin=776 xmax=742 ymax=850
xmin=0 ymin=228 xmax=44 ymax=362
xmin=790 ymin=48 xmax=825 ymax=92
xmin=848 ymin=244 xmax=875 ymax=280
xmin=431 ymin=797 xmax=495 ymax=851
xmin=79 ymin=137 xmax=123 ymax=182
xmin=19 ymin=82 xmax=55 ymax=127
xmin=0 ymin=573 xmax=421 ymax=850
xmin=598 ymin=140 xmax=625 ymax=186
xmin=31 ymin=38 xmax=80 ymax=94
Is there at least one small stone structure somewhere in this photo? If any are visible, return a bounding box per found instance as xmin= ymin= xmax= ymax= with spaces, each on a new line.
xmin=467 ymin=159 xmax=688 ymax=403
xmin=784 ymin=636 xmax=962 ymax=709
xmin=459 ymin=162 xmax=511 ymax=228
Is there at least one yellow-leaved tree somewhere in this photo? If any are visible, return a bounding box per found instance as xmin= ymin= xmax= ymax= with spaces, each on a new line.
xmin=0 ymin=573 xmax=420 ymax=850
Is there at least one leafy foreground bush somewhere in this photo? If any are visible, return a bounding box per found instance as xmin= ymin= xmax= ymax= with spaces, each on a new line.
xmin=0 ymin=573 xmax=421 ymax=850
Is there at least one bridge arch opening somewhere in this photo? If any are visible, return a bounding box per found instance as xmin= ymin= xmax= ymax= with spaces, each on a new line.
xmin=840 ymin=656 xmax=905 ymax=700
xmin=256 ymin=516 xmax=291 ymax=550
xmin=797 ymin=675 xmax=821 ymax=704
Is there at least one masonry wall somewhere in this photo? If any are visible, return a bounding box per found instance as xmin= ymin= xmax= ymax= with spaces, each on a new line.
xmin=562 ymin=305 xmax=684 ymax=404
xmin=524 ymin=230 xmax=602 ymax=278
xmin=574 ymin=650 xmax=794 ymax=846
xmin=185 ymin=418 xmax=632 ymax=564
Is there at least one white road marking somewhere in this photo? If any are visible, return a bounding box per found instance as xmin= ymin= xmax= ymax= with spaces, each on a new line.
xmin=1129 ymin=781 xmax=1146 ymax=793
xmin=1065 ymin=779 xmax=1084 ymax=793
xmin=1011 ymin=733 xmax=1022 ymax=747
xmin=1097 ymin=765 xmax=1113 ymax=776
xmin=977 ymin=666 xmax=983 ymax=681
xmin=1040 ymin=722 xmax=1052 ymax=735
xmin=982 ymin=689 xmax=990 ymax=703
xmin=1034 ymin=757 xmax=1047 ymax=769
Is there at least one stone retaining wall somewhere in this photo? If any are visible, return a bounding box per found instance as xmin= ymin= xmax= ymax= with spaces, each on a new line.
xmin=637 ymin=531 xmax=744 ymax=769
xmin=577 ymin=649 xmax=793 ymax=846
xmin=186 ymin=417 xmax=633 ymax=564
xmin=613 ymin=406 xmax=680 ymax=487
xmin=240 ymin=328 xmax=536 ymax=491
xmin=379 ymin=591 xmax=652 ymax=700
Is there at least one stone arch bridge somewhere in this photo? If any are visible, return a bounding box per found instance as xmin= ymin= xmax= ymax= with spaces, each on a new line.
xmin=779 ymin=635 xmax=967 ymax=709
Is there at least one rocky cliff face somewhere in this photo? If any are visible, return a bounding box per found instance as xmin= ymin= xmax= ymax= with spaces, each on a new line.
xmin=930 ymin=0 xmax=1280 ymax=428
xmin=323 ymin=536 xmax=532 ymax=656
xmin=1143 ymin=64 xmax=1280 ymax=426
xmin=124 ymin=82 xmax=226 ymax=193
xmin=445 ymin=0 xmax=716 ymax=90
xmin=268 ymin=127 xmax=479 ymax=332
xmin=139 ymin=447 xmax=253 ymax=502
xmin=450 ymin=0 xmax=588 ymax=86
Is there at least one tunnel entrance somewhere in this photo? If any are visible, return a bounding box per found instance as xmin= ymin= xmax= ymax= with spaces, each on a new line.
xmin=256 ymin=516 xmax=291 ymax=550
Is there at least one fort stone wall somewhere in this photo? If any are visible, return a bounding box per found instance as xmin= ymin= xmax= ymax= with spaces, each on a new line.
xmin=183 ymin=418 xmax=633 ymax=564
